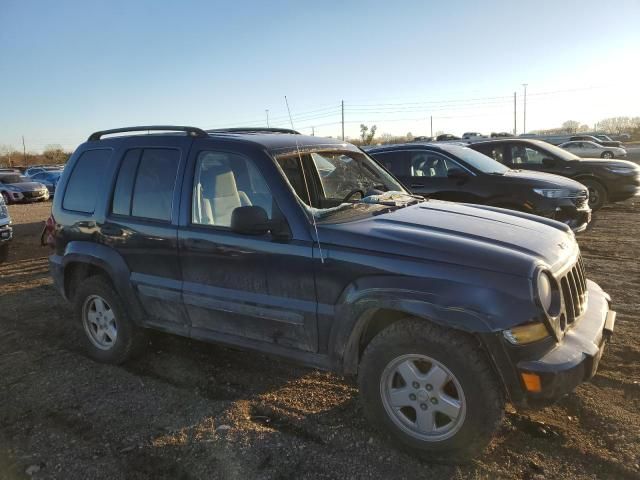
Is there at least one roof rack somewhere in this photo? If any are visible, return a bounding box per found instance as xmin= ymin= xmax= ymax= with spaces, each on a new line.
xmin=207 ymin=127 xmax=300 ymax=135
xmin=88 ymin=126 xmax=208 ymax=141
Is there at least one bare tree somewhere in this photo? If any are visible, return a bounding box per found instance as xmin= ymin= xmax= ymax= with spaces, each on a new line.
xmin=562 ymin=120 xmax=581 ymax=134
xmin=360 ymin=124 xmax=378 ymax=145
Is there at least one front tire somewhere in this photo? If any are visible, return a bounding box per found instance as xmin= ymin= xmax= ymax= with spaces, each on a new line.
xmin=358 ymin=319 xmax=504 ymax=463
xmin=580 ymin=178 xmax=607 ymax=211
xmin=74 ymin=275 xmax=146 ymax=364
xmin=601 ymin=151 xmax=613 ymax=159
xmin=1 ymin=192 xmax=10 ymax=205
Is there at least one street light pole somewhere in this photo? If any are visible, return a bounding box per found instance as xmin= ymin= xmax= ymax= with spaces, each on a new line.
xmin=522 ymin=84 xmax=528 ymax=134
xmin=265 ymin=109 xmax=270 ymax=128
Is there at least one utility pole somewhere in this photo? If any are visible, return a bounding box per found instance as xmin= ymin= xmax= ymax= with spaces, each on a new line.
xmin=311 ymin=126 xmax=315 ymax=136
xmin=522 ymin=83 xmax=528 ymax=134
xmin=341 ymin=100 xmax=345 ymax=141
xmin=22 ymin=136 xmax=26 ymax=167
xmin=265 ymin=109 xmax=270 ymax=128
xmin=513 ymin=92 xmax=517 ymax=135
xmin=430 ymin=116 xmax=433 ymax=138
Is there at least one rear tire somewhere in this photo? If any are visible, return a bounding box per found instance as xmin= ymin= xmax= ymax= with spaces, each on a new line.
xmin=358 ymin=318 xmax=505 ymax=463
xmin=580 ymin=178 xmax=607 ymax=211
xmin=74 ymin=275 xmax=147 ymax=364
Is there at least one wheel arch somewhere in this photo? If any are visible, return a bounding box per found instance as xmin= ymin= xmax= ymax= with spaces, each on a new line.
xmin=61 ymin=241 xmax=146 ymax=325
xmin=330 ymin=292 xmax=496 ymax=376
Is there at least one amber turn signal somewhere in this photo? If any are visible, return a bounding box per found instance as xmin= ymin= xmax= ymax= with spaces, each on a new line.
xmin=521 ymin=372 xmax=542 ymax=392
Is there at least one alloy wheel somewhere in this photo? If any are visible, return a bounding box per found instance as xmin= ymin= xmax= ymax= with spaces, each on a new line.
xmin=82 ymin=295 xmax=118 ymax=350
xmin=380 ymin=354 xmax=466 ymax=442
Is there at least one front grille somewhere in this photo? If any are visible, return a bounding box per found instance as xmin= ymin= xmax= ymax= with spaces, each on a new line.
xmin=559 ymin=255 xmax=588 ymax=325
xmin=23 ymin=191 xmax=44 ymax=198
xmin=571 ymin=191 xmax=589 ymax=209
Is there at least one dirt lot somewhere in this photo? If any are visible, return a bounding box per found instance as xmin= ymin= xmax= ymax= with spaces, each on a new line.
xmin=1 ymin=200 xmax=639 ymax=480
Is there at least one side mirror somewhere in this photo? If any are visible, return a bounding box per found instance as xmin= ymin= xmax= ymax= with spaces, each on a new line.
xmin=447 ymin=167 xmax=469 ymax=180
xmin=231 ymin=206 xmax=270 ymax=235
xmin=542 ymin=158 xmax=557 ymax=168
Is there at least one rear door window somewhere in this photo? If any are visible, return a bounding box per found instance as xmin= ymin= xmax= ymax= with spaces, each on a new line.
xmin=63 ymin=149 xmax=113 ymax=213
xmin=110 ymin=148 xmax=180 ymax=222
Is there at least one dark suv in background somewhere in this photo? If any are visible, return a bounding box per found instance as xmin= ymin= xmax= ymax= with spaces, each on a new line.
xmin=366 ymin=142 xmax=591 ymax=232
xmin=47 ymin=126 xmax=615 ymax=462
xmin=468 ymin=138 xmax=640 ymax=210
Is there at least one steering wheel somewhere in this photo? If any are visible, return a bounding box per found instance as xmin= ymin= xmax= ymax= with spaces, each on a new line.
xmin=340 ymin=189 xmax=365 ymax=203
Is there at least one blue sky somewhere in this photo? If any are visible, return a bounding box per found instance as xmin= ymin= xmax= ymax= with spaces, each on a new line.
xmin=1 ymin=0 xmax=638 ymax=151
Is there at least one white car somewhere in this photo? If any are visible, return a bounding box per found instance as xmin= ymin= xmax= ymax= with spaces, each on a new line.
xmin=559 ymin=141 xmax=627 ymax=159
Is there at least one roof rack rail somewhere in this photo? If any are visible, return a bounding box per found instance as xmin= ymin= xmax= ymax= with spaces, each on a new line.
xmin=88 ymin=126 xmax=208 ymax=141
xmin=207 ymin=127 xmax=301 ymax=135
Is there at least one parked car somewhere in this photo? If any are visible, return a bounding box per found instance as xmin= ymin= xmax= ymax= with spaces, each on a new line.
xmin=461 ymin=132 xmax=485 ymax=140
xmin=30 ymin=170 xmax=62 ymax=197
xmin=0 ymin=194 xmax=12 ymax=262
xmin=0 ymin=173 xmax=50 ymax=204
xmin=367 ymin=143 xmax=591 ymax=232
xmin=569 ymin=135 xmax=623 ymax=148
xmin=491 ymin=132 xmax=512 ymax=138
xmin=436 ymin=133 xmax=460 ymax=141
xmin=25 ymin=165 xmax=63 ymax=177
xmin=468 ymin=139 xmax=640 ymax=210
xmin=47 ymin=126 xmax=615 ymax=462
xmin=559 ymin=141 xmax=627 ymax=159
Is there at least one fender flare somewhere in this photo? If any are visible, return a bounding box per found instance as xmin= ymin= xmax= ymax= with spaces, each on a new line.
xmin=61 ymin=241 xmax=146 ymax=325
xmin=328 ymin=287 xmax=495 ymax=375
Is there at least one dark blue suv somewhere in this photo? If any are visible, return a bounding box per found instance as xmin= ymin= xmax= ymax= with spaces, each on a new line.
xmin=47 ymin=126 xmax=615 ymax=462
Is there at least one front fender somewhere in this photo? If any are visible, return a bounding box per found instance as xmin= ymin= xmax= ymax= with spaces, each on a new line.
xmin=328 ymin=273 xmax=536 ymax=374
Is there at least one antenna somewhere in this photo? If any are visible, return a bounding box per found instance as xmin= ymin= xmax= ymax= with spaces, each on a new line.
xmin=284 ymin=96 xmax=324 ymax=264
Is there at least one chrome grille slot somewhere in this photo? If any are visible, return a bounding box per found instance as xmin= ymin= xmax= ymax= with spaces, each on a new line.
xmin=560 ymin=255 xmax=588 ymax=324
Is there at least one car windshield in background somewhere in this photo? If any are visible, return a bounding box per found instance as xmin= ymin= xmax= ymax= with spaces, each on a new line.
xmin=526 ymin=140 xmax=581 ymax=161
xmin=276 ymin=149 xmax=414 ymax=222
xmin=438 ymin=145 xmax=510 ymax=174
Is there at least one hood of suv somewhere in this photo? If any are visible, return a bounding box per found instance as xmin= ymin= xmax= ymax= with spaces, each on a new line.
xmin=504 ymin=169 xmax=586 ymax=189
xmin=321 ymin=200 xmax=576 ymax=277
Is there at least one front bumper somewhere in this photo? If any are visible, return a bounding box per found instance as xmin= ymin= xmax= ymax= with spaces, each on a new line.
xmin=0 ymin=223 xmax=12 ymax=243
xmin=7 ymin=189 xmax=50 ymax=202
xmin=490 ymin=280 xmax=614 ymax=407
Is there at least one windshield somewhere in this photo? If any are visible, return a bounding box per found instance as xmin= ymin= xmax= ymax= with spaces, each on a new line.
xmin=276 ymin=149 xmax=417 ymax=222
xmin=438 ymin=145 xmax=509 ymax=174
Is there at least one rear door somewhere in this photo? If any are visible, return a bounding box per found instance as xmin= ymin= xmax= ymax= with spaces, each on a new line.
xmin=102 ymin=136 xmax=191 ymax=333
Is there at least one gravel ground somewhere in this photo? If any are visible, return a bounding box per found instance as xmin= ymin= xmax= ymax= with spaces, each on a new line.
xmin=0 ymin=200 xmax=639 ymax=480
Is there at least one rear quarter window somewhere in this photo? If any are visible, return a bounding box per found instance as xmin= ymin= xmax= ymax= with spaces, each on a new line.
xmin=62 ymin=149 xmax=113 ymax=213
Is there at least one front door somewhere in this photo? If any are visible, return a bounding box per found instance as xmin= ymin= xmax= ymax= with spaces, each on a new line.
xmin=178 ymin=145 xmax=318 ymax=352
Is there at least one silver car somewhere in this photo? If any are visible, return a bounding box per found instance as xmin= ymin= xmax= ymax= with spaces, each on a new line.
xmin=0 ymin=173 xmax=50 ymax=204
xmin=559 ymin=141 xmax=627 ymax=159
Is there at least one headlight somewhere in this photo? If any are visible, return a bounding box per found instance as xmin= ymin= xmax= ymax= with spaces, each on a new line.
xmin=605 ymin=166 xmax=636 ymax=174
xmin=533 ymin=188 xmax=572 ymax=198
xmin=535 ymin=270 xmax=560 ymax=316
xmin=503 ymin=322 xmax=550 ymax=345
